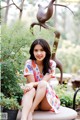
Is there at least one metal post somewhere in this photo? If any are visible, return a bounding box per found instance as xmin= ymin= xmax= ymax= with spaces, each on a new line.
xmin=73 ymin=88 xmax=80 ymax=110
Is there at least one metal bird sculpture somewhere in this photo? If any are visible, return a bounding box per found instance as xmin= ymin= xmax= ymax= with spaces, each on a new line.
xmin=51 ymin=31 xmax=63 ymax=84
xmin=30 ymin=0 xmax=55 ymax=33
xmin=30 ymin=0 xmax=74 ymax=34
xmin=37 ymin=0 xmax=55 ymax=28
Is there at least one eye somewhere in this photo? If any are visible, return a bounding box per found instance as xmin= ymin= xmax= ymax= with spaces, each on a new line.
xmin=34 ymin=49 xmax=38 ymax=52
xmin=41 ymin=49 xmax=44 ymax=51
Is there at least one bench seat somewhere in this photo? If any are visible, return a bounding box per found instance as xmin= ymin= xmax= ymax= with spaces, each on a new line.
xmin=17 ymin=106 xmax=77 ymax=120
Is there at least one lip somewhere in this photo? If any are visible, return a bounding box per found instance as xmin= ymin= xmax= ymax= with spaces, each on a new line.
xmin=36 ymin=56 xmax=43 ymax=59
xmin=37 ymin=57 xmax=43 ymax=59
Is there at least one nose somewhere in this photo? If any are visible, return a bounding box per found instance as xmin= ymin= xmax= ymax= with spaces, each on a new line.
xmin=37 ymin=51 xmax=41 ymax=55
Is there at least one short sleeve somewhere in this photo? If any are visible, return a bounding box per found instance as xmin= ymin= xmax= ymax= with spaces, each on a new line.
xmin=50 ymin=60 xmax=56 ymax=78
xmin=24 ymin=60 xmax=33 ymax=77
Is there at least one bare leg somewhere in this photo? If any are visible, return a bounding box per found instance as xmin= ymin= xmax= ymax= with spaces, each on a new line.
xmin=39 ymin=95 xmax=52 ymax=110
xmin=21 ymin=88 xmax=35 ymax=120
xmin=28 ymin=81 xmax=47 ymax=120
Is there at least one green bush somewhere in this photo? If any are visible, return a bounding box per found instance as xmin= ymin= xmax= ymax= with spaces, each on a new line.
xmin=1 ymin=22 xmax=33 ymax=83
xmin=1 ymin=60 xmax=23 ymax=103
xmin=54 ymin=84 xmax=80 ymax=108
xmin=0 ymin=95 xmax=22 ymax=110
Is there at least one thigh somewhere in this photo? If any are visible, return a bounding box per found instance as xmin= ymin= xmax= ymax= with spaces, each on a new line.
xmin=34 ymin=105 xmax=40 ymax=111
xmin=39 ymin=95 xmax=52 ymax=111
xmin=34 ymin=89 xmax=40 ymax=111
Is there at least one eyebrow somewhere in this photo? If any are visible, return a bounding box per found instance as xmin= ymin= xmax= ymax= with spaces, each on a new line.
xmin=34 ymin=48 xmax=44 ymax=50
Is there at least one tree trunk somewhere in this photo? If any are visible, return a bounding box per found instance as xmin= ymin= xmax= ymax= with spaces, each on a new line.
xmin=19 ymin=0 xmax=25 ymax=20
xmin=4 ymin=0 xmax=10 ymax=23
xmin=54 ymin=0 xmax=57 ymax=27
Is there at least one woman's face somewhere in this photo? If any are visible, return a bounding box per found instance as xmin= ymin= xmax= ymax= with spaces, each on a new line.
xmin=33 ymin=44 xmax=46 ymax=62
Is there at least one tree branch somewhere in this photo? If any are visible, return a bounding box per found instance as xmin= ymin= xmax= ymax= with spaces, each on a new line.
xmin=12 ymin=0 xmax=22 ymax=11
xmin=1 ymin=3 xmax=14 ymax=9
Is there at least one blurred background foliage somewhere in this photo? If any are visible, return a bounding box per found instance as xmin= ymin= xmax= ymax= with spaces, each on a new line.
xmin=1 ymin=21 xmax=80 ymax=82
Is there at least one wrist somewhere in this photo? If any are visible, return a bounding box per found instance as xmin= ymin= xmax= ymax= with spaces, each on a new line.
xmin=50 ymin=73 xmax=55 ymax=78
xmin=33 ymin=82 xmax=38 ymax=87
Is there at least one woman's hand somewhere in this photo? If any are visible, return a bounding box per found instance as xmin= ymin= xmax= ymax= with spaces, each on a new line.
xmin=42 ymin=73 xmax=51 ymax=81
xmin=42 ymin=72 xmax=55 ymax=82
xmin=21 ymin=83 xmax=33 ymax=93
xmin=25 ymin=84 xmax=33 ymax=91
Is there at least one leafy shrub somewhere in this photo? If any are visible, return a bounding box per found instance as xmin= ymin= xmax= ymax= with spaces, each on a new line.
xmin=60 ymin=95 xmax=73 ymax=107
xmin=54 ymin=84 xmax=80 ymax=108
xmin=1 ymin=60 xmax=23 ymax=103
xmin=0 ymin=96 xmax=22 ymax=110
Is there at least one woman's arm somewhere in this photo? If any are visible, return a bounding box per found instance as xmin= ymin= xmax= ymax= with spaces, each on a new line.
xmin=21 ymin=75 xmax=39 ymax=93
xmin=27 ymin=75 xmax=39 ymax=87
xmin=42 ymin=73 xmax=52 ymax=82
xmin=42 ymin=60 xmax=56 ymax=82
xmin=22 ymin=74 xmax=52 ymax=93
xmin=27 ymin=81 xmax=39 ymax=87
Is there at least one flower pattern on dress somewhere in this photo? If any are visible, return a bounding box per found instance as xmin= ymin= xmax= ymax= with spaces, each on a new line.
xmin=24 ymin=59 xmax=60 ymax=113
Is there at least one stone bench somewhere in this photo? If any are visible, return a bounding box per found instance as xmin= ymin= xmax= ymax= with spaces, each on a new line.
xmin=56 ymin=73 xmax=72 ymax=83
xmin=17 ymin=106 xmax=77 ymax=120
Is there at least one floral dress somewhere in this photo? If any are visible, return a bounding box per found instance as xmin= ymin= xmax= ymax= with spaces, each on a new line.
xmin=24 ymin=59 xmax=60 ymax=113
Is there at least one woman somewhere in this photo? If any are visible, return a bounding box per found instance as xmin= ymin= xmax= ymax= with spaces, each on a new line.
xmin=21 ymin=39 xmax=60 ymax=120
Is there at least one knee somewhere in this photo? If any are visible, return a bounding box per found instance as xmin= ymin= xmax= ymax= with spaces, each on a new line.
xmin=38 ymin=81 xmax=47 ymax=89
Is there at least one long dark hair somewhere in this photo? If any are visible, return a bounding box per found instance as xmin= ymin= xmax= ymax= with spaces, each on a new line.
xmin=29 ymin=39 xmax=51 ymax=75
